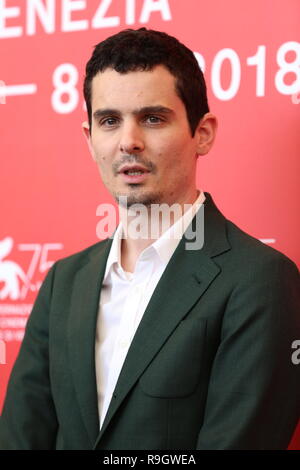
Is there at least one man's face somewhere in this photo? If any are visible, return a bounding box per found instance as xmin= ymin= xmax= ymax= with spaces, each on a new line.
xmin=83 ymin=65 xmax=215 ymax=207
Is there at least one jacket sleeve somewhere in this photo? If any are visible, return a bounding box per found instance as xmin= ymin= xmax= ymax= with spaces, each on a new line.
xmin=196 ymin=253 xmax=300 ymax=449
xmin=0 ymin=262 xmax=59 ymax=449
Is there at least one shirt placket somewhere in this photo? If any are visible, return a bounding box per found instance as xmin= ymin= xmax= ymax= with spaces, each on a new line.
xmin=100 ymin=261 xmax=152 ymax=424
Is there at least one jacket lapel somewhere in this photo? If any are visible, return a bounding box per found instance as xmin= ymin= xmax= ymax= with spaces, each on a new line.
xmin=67 ymin=238 xmax=112 ymax=447
xmin=94 ymin=192 xmax=231 ymax=447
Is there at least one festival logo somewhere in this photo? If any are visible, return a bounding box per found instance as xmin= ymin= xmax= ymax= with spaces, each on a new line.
xmin=0 ymin=237 xmax=63 ymax=342
xmin=0 ymin=237 xmax=30 ymax=300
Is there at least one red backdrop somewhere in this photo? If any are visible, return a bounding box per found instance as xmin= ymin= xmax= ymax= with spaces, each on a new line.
xmin=0 ymin=0 xmax=299 ymax=448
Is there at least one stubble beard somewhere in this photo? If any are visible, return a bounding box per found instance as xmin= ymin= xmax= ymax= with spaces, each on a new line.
xmin=114 ymin=187 xmax=164 ymax=209
xmin=110 ymin=155 xmax=161 ymax=208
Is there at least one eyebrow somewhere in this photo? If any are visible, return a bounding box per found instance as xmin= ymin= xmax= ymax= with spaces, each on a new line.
xmin=93 ymin=106 xmax=174 ymax=120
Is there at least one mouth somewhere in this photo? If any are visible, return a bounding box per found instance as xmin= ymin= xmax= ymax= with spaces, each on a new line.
xmin=118 ymin=165 xmax=151 ymax=184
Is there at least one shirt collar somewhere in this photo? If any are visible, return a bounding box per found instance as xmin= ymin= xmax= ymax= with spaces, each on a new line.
xmin=103 ymin=223 xmax=123 ymax=280
xmin=152 ymin=190 xmax=205 ymax=264
xmin=103 ymin=190 xmax=206 ymax=280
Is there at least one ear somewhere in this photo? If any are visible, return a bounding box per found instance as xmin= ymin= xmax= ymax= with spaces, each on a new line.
xmin=195 ymin=112 xmax=218 ymax=156
xmin=82 ymin=121 xmax=96 ymax=161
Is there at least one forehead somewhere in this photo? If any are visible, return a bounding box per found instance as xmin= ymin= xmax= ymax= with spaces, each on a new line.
xmin=90 ymin=65 xmax=183 ymax=111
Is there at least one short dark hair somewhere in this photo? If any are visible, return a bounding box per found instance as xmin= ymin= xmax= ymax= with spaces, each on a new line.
xmin=83 ymin=28 xmax=209 ymax=136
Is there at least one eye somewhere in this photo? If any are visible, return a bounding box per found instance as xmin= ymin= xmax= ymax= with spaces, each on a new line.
xmin=144 ymin=115 xmax=164 ymax=125
xmin=100 ymin=117 xmax=119 ymax=127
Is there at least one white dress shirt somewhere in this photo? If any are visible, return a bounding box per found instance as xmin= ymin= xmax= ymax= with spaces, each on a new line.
xmin=95 ymin=190 xmax=206 ymax=429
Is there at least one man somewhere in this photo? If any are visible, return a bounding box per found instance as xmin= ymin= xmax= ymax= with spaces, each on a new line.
xmin=0 ymin=28 xmax=299 ymax=450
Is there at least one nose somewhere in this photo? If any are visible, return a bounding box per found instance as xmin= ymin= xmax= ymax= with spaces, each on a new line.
xmin=119 ymin=121 xmax=145 ymax=154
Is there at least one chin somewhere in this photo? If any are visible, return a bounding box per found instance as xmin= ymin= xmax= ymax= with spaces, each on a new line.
xmin=114 ymin=189 xmax=164 ymax=208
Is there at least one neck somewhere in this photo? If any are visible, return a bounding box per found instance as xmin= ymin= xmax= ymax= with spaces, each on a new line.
xmin=119 ymin=189 xmax=199 ymax=272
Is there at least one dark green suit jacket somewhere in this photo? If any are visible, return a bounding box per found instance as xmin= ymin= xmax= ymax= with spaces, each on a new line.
xmin=0 ymin=193 xmax=299 ymax=449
